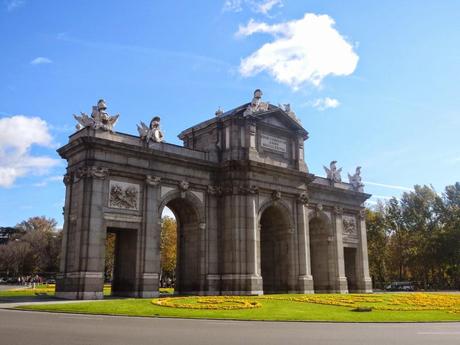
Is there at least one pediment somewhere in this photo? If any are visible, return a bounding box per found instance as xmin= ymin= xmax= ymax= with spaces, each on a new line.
xmin=256 ymin=107 xmax=308 ymax=138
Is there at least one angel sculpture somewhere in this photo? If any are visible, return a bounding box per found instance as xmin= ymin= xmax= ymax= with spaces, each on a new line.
xmin=323 ymin=160 xmax=342 ymax=183
xmin=73 ymin=99 xmax=119 ymax=132
xmin=137 ymin=116 xmax=164 ymax=144
xmin=348 ymin=166 xmax=364 ymax=192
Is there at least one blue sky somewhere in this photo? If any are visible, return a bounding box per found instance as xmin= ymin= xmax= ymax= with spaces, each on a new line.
xmin=1 ymin=0 xmax=459 ymax=226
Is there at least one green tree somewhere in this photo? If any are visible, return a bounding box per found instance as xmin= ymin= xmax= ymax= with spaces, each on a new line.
xmin=366 ymin=205 xmax=388 ymax=287
xmin=366 ymin=182 xmax=460 ymax=289
xmin=0 ymin=216 xmax=61 ymax=276
xmin=160 ymin=217 xmax=177 ymax=283
xmin=104 ymin=233 xmax=116 ymax=282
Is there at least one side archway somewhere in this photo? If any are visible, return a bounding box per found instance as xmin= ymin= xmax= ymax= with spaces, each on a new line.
xmin=309 ymin=211 xmax=333 ymax=292
xmin=258 ymin=201 xmax=294 ymax=294
xmin=159 ymin=191 xmax=205 ymax=294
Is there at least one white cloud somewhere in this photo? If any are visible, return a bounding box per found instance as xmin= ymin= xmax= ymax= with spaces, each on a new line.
xmin=311 ymin=97 xmax=340 ymax=111
xmin=0 ymin=115 xmax=59 ymax=187
xmin=6 ymin=0 xmax=25 ymax=11
xmin=223 ymin=0 xmax=243 ymax=12
xmin=223 ymin=0 xmax=282 ymax=15
xmin=363 ymin=181 xmax=414 ymax=192
xmin=237 ymin=13 xmax=359 ymax=89
xmin=252 ymin=0 xmax=282 ymax=14
xmin=30 ymin=57 xmax=52 ymax=65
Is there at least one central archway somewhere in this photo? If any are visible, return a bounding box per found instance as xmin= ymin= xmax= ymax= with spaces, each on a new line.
xmin=160 ymin=193 xmax=203 ymax=295
xmin=259 ymin=204 xmax=292 ymax=294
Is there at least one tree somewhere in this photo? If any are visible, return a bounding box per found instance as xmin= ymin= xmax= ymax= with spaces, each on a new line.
xmin=0 ymin=216 xmax=61 ymax=276
xmin=160 ymin=217 xmax=177 ymax=284
xmin=104 ymin=233 xmax=116 ymax=282
xmin=366 ymin=182 xmax=460 ymax=290
xmin=366 ymin=205 xmax=388 ymax=287
xmin=16 ymin=216 xmax=57 ymax=233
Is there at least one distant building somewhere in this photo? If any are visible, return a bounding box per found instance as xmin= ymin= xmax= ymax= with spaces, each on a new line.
xmin=0 ymin=227 xmax=19 ymax=245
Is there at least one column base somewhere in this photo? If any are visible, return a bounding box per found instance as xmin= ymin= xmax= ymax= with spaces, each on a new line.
xmin=56 ymin=291 xmax=104 ymax=300
xmin=357 ymin=277 xmax=373 ymax=293
xmin=333 ymin=276 xmax=349 ymax=293
xmin=296 ymin=275 xmax=315 ymax=294
xmin=221 ymin=274 xmax=263 ymax=295
xmin=56 ymin=272 xmax=104 ymax=300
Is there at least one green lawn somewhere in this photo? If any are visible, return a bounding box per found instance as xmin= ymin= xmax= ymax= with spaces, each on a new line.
xmin=15 ymin=293 xmax=460 ymax=322
xmin=0 ymin=284 xmax=111 ymax=300
xmin=0 ymin=285 xmax=56 ymax=298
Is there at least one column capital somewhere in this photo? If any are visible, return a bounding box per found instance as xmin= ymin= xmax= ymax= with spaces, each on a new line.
xmin=145 ymin=175 xmax=161 ymax=186
xmin=333 ymin=206 xmax=343 ymax=216
xmin=75 ymin=166 xmax=109 ymax=181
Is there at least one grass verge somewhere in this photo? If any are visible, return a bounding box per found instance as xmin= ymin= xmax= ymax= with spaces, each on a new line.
xmin=16 ymin=293 xmax=460 ymax=322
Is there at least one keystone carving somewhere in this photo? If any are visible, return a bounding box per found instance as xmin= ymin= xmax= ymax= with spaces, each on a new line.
xmin=178 ymin=180 xmax=190 ymax=192
xmin=297 ymin=192 xmax=309 ymax=205
xmin=271 ymin=190 xmax=282 ymax=201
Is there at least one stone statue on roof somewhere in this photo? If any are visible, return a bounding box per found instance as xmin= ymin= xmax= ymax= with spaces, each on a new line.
xmin=324 ymin=160 xmax=342 ymax=183
xmin=137 ymin=116 xmax=164 ymax=143
xmin=348 ymin=166 xmax=364 ymax=192
xmin=73 ymin=99 xmax=119 ymax=132
xmin=243 ymin=89 xmax=269 ymax=116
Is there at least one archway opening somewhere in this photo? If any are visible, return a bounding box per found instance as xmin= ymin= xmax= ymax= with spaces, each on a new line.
xmin=162 ymin=197 xmax=201 ymax=295
xmin=309 ymin=216 xmax=331 ymax=292
xmin=260 ymin=205 xmax=291 ymax=294
xmin=344 ymin=247 xmax=358 ymax=292
xmin=105 ymin=227 xmax=138 ymax=297
xmin=160 ymin=206 xmax=177 ymax=292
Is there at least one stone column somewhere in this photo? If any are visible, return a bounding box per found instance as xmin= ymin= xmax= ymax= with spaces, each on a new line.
xmin=356 ymin=209 xmax=373 ymax=292
xmin=205 ymin=186 xmax=221 ymax=295
xmin=221 ymin=185 xmax=262 ymax=295
xmin=137 ymin=175 xmax=161 ymax=298
xmin=296 ymin=193 xmax=314 ymax=293
xmin=245 ymin=188 xmax=263 ymax=294
xmin=58 ymin=173 xmax=73 ymax=275
xmin=331 ymin=206 xmax=348 ymax=293
xmin=56 ymin=166 xmax=108 ymax=300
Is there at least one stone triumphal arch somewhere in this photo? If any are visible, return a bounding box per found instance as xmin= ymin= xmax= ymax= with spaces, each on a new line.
xmin=56 ymin=91 xmax=372 ymax=299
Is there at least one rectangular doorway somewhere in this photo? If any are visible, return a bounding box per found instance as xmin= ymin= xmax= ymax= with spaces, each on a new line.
xmin=106 ymin=228 xmax=138 ymax=297
xmin=344 ymin=247 xmax=358 ymax=292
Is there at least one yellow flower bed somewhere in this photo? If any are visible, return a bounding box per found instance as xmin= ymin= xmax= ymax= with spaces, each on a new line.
xmin=261 ymin=293 xmax=460 ymax=313
xmin=152 ymin=296 xmax=262 ymax=310
xmin=152 ymin=293 xmax=460 ymax=314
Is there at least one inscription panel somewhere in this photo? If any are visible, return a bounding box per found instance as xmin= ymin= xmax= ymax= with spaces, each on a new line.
xmin=260 ymin=133 xmax=287 ymax=153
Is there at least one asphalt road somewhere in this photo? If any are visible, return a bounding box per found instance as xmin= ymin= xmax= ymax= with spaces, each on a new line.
xmin=1 ymin=309 xmax=460 ymax=345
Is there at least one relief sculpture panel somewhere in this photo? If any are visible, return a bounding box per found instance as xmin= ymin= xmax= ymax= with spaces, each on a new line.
xmin=109 ymin=180 xmax=140 ymax=210
xmin=342 ymin=215 xmax=357 ymax=236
